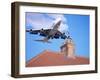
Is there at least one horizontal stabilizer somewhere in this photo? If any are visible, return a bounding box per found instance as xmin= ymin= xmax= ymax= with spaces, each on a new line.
xmin=34 ymin=40 xmax=51 ymax=43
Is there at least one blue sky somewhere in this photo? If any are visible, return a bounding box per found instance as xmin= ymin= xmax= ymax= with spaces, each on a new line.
xmin=25 ymin=12 xmax=90 ymax=61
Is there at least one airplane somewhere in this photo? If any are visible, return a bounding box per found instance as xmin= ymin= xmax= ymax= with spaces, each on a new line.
xmin=26 ymin=18 xmax=68 ymax=43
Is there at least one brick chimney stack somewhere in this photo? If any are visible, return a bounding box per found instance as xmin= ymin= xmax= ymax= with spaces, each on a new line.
xmin=60 ymin=36 xmax=76 ymax=59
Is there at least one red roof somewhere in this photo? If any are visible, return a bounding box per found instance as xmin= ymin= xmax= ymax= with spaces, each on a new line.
xmin=26 ymin=50 xmax=89 ymax=67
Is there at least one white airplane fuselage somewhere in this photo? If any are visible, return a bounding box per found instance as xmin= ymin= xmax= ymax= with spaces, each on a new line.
xmin=48 ymin=20 xmax=61 ymax=37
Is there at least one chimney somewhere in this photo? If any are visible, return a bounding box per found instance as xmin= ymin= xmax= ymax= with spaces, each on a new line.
xmin=60 ymin=36 xmax=76 ymax=59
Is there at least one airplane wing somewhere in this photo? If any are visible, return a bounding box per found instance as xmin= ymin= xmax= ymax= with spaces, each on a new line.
xmin=39 ymin=29 xmax=51 ymax=37
xmin=26 ymin=29 xmax=40 ymax=34
xmin=26 ymin=29 xmax=67 ymax=39
xmin=53 ymin=30 xmax=67 ymax=39
xmin=26 ymin=29 xmax=51 ymax=37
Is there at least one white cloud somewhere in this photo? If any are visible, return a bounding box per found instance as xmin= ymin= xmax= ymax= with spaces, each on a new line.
xmin=26 ymin=13 xmax=68 ymax=33
xmin=46 ymin=14 xmax=67 ymax=22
